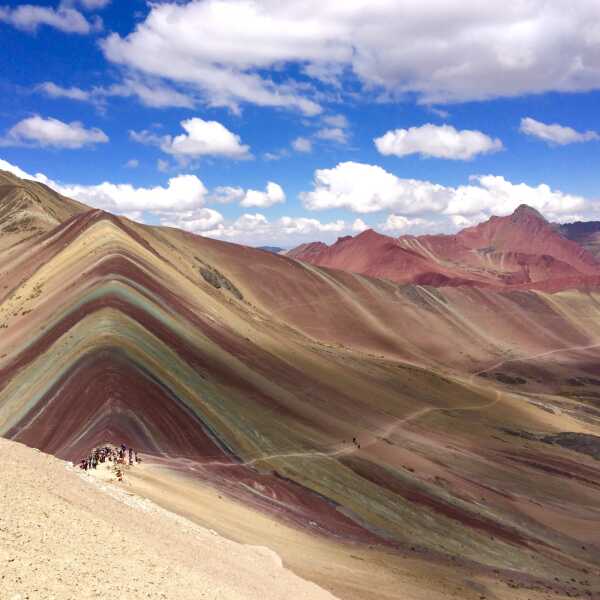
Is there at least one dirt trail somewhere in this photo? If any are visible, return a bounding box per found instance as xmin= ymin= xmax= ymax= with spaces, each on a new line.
xmin=191 ymin=335 xmax=600 ymax=472
xmin=186 ymin=390 xmax=502 ymax=470
xmin=191 ymin=332 xmax=600 ymax=472
xmin=471 ymin=341 xmax=600 ymax=378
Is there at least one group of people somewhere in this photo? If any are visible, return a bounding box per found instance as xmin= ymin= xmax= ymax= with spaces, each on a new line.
xmin=79 ymin=443 xmax=139 ymax=472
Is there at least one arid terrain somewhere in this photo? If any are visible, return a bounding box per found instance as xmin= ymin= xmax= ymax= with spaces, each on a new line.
xmin=288 ymin=205 xmax=600 ymax=291
xmin=0 ymin=438 xmax=338 ymax=600
xmin=1 ymin=168 xmax=600 ymax=599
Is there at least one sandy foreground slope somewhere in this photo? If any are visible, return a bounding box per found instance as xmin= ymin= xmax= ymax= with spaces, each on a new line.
xmin=0 ymin=438 xmax=338 ymax=600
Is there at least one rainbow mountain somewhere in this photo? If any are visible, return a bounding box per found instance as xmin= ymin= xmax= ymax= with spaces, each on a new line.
xmin=1 ymin=168 xmax=600 ymax=599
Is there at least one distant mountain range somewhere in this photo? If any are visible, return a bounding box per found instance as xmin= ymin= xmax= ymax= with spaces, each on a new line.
xmin=256 ymin=245 xmax=285 ymax=254
xmin=287 ymin=204 xmax=600 ymax=292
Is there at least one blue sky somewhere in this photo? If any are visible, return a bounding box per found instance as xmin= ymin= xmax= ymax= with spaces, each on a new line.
xmin=1 ymin=0 xmax=600 ymax=247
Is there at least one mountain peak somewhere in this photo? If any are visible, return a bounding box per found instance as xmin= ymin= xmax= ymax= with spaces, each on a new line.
xmin=354 ymin=228 xmax=384 ymax=240
xmin=511 ymin=204 xmax=546 ymax=223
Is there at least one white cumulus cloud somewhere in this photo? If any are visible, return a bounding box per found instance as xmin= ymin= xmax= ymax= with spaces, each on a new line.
xmin=0 ymin=159 xmax=49 ymax=182
xmin=204 ymin=213 xmax=348 ymax=245
xmin=209 ymin=186 xmax=245 ymax=204
xmin=159 ymin=208 xmax=224 ymax=233
xmin=208 ymin=182 xmax=286 ymax=208
xmin=1 ymin=156 xmax=593 ymax=246
xmin=301 ymin=161 xmax=589 ymax=223
xmin=99 ymin=1 xmax=600 ymax=112
xmin=520 ymin=117 xmax=600 ymax=145
xmin=374 ymin=124 xmax=503 ymax=160
xmin=445 ymin=175 xmax=586 ymax=219
xmin=3 ymin=115 xmax=108 ymax=149
xmin=101 ymin=1 xmax=325 ymax=115
xmin=351 ymin=218 xmax=368 ymax=232
xmin=240 ymin=182 xmax=285 ymax=208
xmin=301 ymin=161 xmax=449 ymax=214
xmin=448 ymin=214 xmax=485 ymax=229
xmin=60 ymin=174 xmax=208 ymax=213
xmin=0 ymin=158 xmax=208 ymax=216
xmin=380 ymin=215 xmax=429 ymax=232
xmin=131 ymin=118 xmax=250 ymax=159
xmin=278 ymin=216 xmax=345 ymax=235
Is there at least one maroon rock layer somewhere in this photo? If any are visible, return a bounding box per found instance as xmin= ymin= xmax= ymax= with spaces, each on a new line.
xmin=288 ymin=205 xmax=600 ymax=291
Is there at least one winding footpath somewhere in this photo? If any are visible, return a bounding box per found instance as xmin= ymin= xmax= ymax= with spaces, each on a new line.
xmin=187 ymin=338 xmax=600 ymax=471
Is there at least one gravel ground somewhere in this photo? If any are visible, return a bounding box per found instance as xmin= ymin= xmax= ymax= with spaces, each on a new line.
xmin=0 ymin=438 xmax=338 ymax=600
